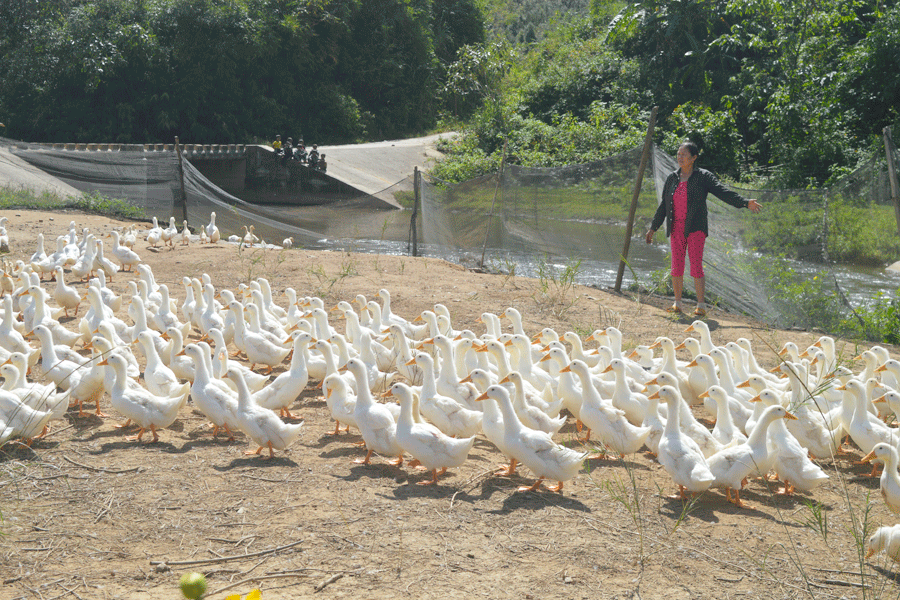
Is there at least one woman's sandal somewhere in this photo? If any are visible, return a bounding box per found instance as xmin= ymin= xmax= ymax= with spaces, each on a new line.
xmin=666 ymin=305 xmax=683 ymax=314
xmin=693 ymin=306 xmax=707 ymax=316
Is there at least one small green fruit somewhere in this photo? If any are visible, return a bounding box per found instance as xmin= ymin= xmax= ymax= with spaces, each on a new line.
xmin=180 ymin=572 xmax=207 ymax=600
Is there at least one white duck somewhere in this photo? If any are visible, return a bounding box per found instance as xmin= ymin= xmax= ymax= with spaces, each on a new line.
xmin=252 ymin=331 xmax=311 ymax=419
xmin=499 ymin=371 xmax=565 ymax=435
xmin=648 ymin=385 xmax=714 ymax=499
xmin=706 ymin=404 xmax=795 ymax=508
xmin=28 ymin=233 xmax=47 ymax=270
xmin=108 ymin=230 xmax=141 ymax=271
xmin=698 ymin=386 xmax=748 ymax=447
xmin=161 ymin=216 xmax=178 ymax=247
xmin=475 ymin=376 xmax=519 ymax=476
xmin=476 ymin=385 xmax=586 ymax=492
xmin=0 ymin=389 xmax=56 ymax=443
xmin=564 ymin=360 xmax=651 ymax=457
xmin=386 ymin=382 xmax=476 ymax=486
xmin=431 ymin=334 xmax=479 ymax=410
xmin=146 ymin=217 xmax=163 ymax=248
xmin=183 ymin=344 xmax=241 ymax=440
xmin=100 ymin=353 xmax=189 ymax=443
xmin=70 ymin=235 xmax=96 ymax=281
xmin=686 ymin=353 xmax=752 ymax=432
xmin=207 ymin=328 xmax=269 ymax=393
xmin=347 ymin=358 xmax=404 ymax=466
xmin=410 ymin=352 xmax=482 ymax=438
xmin=0 ymin=296 xmax=32 ymax=357
xmin=181 ymin=220 xmax=191 ymax=245
xmin=228 ymin=366 xmax=303 ymax=458
xmin=32 ymin=325 xmax=86 ymax=391
xmin=840 ymin=379 xmax=897 ymax=466
xmin=0 ymin=360 xmax=67 ymax=423
xmin=245 ymin=225 xmax=261 ymax=246
xmin=861 ymin=442 xmax=900 ymax=514
xmin=136 ymin=331 xmax=187 ymax=398
xmin=754 ymin=389 xmax=829 ymax=495
xmin=377 ymin=288 xmax=426 ymax=340
xmin=150 ymin=284 xmax=189 ymax=337
xmin=92 ymin=240 xmax=119 ymax=278
xmin=229 ymin=301 xmax=290 ymax=374
xmin=640 ymin=391 xmax=666 ymax=457
xmin=205 ymin=212 xmax=221 ymax=243
xmin=197 ymin=283 xmax=225 ymax=339
xmin=866 ymin=525 xmax=900 ymax=562
xmin=323 ymin=373 xmax=358 ymax=435
xmin=646 ymin=371 xmax=724 ymax=458
xmin=601 ymin=358 xmax=651 ymax=427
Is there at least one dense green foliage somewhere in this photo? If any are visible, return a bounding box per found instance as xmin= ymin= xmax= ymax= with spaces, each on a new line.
xmin=0 ymin=0 xmax=484 ymax=144
xmin=436 ymin=0 xmax=900 ymax=189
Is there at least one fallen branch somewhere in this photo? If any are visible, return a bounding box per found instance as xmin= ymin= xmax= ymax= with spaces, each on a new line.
xmin=150 ymin=539 xmax=303 ymax=567
xmin=822 ymin=579 xmax=871 ymax=589
xmin=207 ymin=572 xmax=312 ymax=597
xmin=62 ymin=455 xmax=142 ymax=474
xmin=314 ymin=573 xmax=343 ymax=593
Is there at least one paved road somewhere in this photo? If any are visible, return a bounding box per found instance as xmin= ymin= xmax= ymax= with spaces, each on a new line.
xmin=318 ymin=133 xmax=453 ymax=195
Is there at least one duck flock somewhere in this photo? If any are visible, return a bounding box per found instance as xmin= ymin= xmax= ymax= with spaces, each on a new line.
xmin=3 ymin=212 xmax=900 ymax=561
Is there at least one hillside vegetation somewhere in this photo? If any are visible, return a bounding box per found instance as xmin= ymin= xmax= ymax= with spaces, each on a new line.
xmin=0 ymin=0 xmax=484 ymax=144
xmin=437 ymin=0 xmax=900 ymax=188
xmin=0 ymin=0 xmax=898 ymax=186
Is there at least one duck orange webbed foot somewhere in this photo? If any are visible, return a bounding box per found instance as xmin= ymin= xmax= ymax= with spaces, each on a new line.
xmin=517 ymin=477 xmax=546 ymax=492
xmin=353 ymin=449 xmax=374 ymax=465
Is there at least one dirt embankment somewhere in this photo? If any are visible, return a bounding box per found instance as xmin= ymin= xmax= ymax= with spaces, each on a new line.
xmin=0 ymin=208 xmax=898 ymax=600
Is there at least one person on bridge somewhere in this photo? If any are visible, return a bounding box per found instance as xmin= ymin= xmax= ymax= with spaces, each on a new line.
xmin=317 ymin=153 xmax=327 ymax=172
xmin=307 ymin=145 xmax=319 ymax=167
xmin=645 ymin=141 xmax=762 ymax=317
xmin=272 ymin=135 xmax=282 ymax=155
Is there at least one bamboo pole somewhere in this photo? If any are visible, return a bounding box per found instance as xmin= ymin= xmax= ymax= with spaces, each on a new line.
xmin=174 ymin=136 xmax=189 ymax=226
xmin=480 ymin=139 xmax=507 ymax=268
xmin=410 ymin=166 xmax=419 ymax=256
xmin=615 ymin=106 xmax=658 ymax=292
xmin=883 ymin=126 xmax=900 ymax=236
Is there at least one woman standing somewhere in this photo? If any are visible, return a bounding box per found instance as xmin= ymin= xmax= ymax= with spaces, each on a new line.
xmin=645 ymin=142 xmax=762 ymax=316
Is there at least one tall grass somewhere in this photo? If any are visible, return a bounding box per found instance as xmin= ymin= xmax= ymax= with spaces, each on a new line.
xmin=0 ymin=186 xmax=145 ymax=220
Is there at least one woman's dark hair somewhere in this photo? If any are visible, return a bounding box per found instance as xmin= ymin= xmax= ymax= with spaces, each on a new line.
xmin=679 ymin=141 xmax=700 ymax=157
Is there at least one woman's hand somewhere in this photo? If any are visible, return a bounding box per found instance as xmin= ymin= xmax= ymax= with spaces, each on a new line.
xmin=645 ymin=229 xmax=655 ymax=244
xmin=748 ymin=199 xmax=762 ymax=213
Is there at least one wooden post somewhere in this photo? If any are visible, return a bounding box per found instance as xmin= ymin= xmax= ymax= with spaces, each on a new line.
xmin=884 ymin=126 xmax=900 ymax=236
xmin=174 ymin=136 xmax=189 ymax=226
xmin=615 ymin=106 xmax=658 ymax=292
xmin=410 ymin=167 xmax=419 ymax=256
xmin=480 ymin=139 xmax=507 ymax=268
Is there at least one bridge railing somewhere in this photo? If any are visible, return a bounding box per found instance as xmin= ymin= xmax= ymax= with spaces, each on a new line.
xmin=35 ymin=143 xmax=248 ymax=155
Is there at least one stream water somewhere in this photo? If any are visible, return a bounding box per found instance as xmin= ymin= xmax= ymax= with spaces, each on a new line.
xmin=277 ymin=205 xmax=899 ymax=308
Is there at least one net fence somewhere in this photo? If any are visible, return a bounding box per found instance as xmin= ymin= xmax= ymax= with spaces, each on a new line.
xmin=416 ymin=142 xmax=900 ymax=328
xmin=2 ymin=135 xmax=898 ymax=329
xmin=1 ymin=138 xmax=407 ymax=249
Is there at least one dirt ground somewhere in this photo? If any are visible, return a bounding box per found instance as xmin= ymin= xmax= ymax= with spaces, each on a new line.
xmin=2 ymin=208 xmax=900 ymax=600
